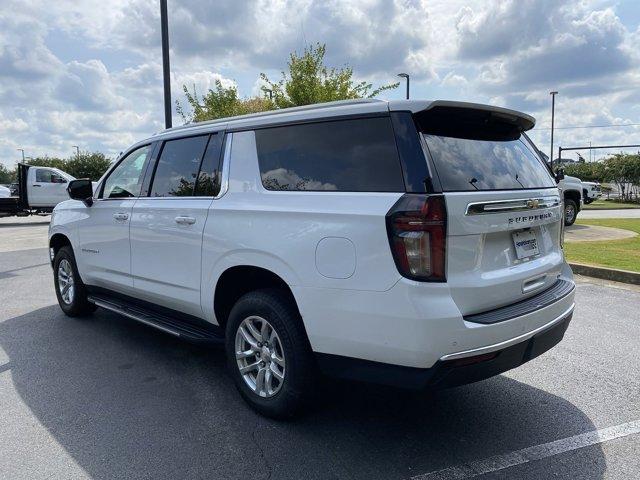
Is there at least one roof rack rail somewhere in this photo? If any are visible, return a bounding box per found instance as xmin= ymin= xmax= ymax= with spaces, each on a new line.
xmin=158 ymin=98 xmax=385 ymax=134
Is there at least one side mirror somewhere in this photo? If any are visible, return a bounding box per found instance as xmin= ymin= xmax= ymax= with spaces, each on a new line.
xmin=67 ymin=179 xmax=93 ymax=206
xmin=555 ymin=167 xmax=565 ymax=183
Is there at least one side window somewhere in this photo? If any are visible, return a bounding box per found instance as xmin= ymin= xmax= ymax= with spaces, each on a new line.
xmin=255 ymin=117 xmax=405 ymax=192
xmin=101 ymin=145 xmax=150 ymax=199
xmin=36 ymin=169 xmax=66 ymax=183
xmin=194 ymin=133 xmax=223 ymax=196
xmin=150 ymin=135 xmax=209 ymax=197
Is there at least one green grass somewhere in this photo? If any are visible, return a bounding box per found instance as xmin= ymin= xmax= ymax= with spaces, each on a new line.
xmin=583 ymin=199 xmax=640 ymax=210
xmin=564 ymin=219 xmax=640 ymax=272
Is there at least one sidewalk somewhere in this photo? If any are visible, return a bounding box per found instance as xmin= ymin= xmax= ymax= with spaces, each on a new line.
xmin=579 ymin=209 xmax=640 ymax=219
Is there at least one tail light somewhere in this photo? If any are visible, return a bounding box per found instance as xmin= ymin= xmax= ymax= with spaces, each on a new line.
xmin=386 ymin=194 xmax=447 ymax=282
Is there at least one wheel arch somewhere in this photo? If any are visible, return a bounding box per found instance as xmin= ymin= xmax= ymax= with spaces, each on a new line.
xmin=564 ymin=189 xmax=581 ymax=211
xmin=213 ymin=265 xmax=302 ymax=332
xmin=49 ymin=233 xmax=72 ymax=264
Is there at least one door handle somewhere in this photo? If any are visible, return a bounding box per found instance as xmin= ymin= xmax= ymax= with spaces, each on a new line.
xmin=113 ymin=212 xmax=129 ymax=221
xmin=32 ymin=184 xmax=42 ymax=187
xmin=175 ymin=215 xmax=196 ymax=225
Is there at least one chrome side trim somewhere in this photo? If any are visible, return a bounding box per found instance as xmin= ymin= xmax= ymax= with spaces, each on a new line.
xmin=440 ymin=303 xmax=574 ymax=361
xmin=465 ymin=195 xmax=560 ymax=215
xmin=214 ymin=132 xmax=232 ymax=200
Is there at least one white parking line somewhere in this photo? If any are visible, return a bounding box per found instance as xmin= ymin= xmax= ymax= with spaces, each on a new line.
xmin=411 ymin=420 xmax=640 ymax=480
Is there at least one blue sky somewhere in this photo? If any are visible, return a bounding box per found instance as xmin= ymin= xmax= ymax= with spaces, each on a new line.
xmin=1 ymin=0 xmax=639 ymax=167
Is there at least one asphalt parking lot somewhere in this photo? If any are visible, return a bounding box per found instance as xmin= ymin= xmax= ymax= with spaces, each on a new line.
xmin=0 ymin=217 xmax=639 ymax=480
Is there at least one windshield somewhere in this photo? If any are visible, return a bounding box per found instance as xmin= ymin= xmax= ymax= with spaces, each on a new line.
xmin=423 ymin=134 xmax=556 ymax=191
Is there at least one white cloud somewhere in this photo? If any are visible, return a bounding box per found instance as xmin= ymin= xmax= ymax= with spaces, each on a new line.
xmin=0 ymin=0 xmax=639 ymax=166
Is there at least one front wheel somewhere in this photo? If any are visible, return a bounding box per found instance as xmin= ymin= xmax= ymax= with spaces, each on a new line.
xmin=564 ymin=199 xmax=578 ymax=226
xmin=53 ymin=246 xmax=96 ymax=317
xmin=225 ymin=289 xmax=315 ymax=419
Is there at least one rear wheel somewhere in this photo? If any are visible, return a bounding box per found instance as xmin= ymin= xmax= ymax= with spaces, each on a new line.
xmin=225 ymin=289 xmax=315 ymax=419
xmin=564 ymin=199 xmax=578 ymax=226
xmin=53 ymin=246 xmax=96 ymax=317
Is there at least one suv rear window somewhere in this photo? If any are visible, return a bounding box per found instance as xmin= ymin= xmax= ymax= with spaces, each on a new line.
xmin=423 ymin=135 xmax=555 ymax=191
xmin=255 ymin=117 xmax=405 ymax=192
xmin=150 ymin=135 xmax=209 ymax=197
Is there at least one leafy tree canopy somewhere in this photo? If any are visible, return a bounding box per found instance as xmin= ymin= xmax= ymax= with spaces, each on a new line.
xmin=261 ymin=43 xmax=399 ymax=108
xmin=177 ymin=81 xmax=274 ymax=123
xmin=24 ymin=152 xmax=112 ymax=181
xmin=178 ymin=43 xmax=398 ymax=123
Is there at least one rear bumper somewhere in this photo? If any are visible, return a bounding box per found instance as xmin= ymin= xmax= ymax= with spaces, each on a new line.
xmin=316 ymin=308 xmax=573 ymax=390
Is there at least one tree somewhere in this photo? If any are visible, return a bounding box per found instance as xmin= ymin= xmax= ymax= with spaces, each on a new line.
xmin=177 ymin=43 xmax=399 ymax=123
xmin=176 ymin=80 xmax=274 ymax=123
xmin=25 ymin=152 xmax=112 ymax=181
xmin=602 ymin=153 xmax=640 ymax=201
xmin=563 ymin=161 xmax=606 ymax=182
xmin=25 ymin=156 xmax=67 ymax=171
xmin=0 ymin=164 xmax=14 ymax=184
xmin=65 ymin=152 xmax=112 ymax=181
xmin=260 ymin=43 xmax=399 ymax=108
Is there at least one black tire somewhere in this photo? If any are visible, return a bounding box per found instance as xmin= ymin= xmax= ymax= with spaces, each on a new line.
xmin=53 ymin=246 xmax=97 ymax=317
xmin=564 ymin=199 xmax=578 ymax=226
xmin=225 ymin=289 xmax=315 ymax=419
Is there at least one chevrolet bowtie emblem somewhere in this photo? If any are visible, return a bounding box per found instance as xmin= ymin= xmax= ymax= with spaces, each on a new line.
xmin=526 ymin=199 xmax=540 ymax=209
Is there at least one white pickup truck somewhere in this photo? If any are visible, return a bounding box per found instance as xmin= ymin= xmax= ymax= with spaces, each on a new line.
xmin=558 ymin=175 xmax=583 ymax=226
xmin=0 ymin=164 xmax=76 ymax=216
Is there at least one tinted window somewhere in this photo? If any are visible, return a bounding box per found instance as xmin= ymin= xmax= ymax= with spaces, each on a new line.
xmin=102 ymin=145 xmax=149 ymax=198
xmin=424 ymin=135 xmax=556 ymax=191
xmin=151 ymin=135 xmax=209 ymax=197
xmin=194 ymin=133 xmax=223 ymax=196
xmin=256 ymin=117 xmax=404 ymax=192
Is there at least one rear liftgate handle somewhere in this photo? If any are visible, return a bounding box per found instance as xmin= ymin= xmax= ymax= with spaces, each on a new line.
xmin=522 ymin=275 xmax=547 ymax=294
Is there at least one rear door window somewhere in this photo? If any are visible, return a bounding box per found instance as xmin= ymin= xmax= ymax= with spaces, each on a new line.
xmin=423 ymin=135 xmax=556 ymax=191
xmin=194 ymin=133 xmax=223 ymax=196
xmin=150 ymin=135 xmax=209 ymax=197
xmin=255 ymin=117 xmax=405 ymax=192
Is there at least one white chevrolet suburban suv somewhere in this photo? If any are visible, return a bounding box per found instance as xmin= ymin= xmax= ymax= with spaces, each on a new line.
xmin=49 ymin=99 xmax=575 ymax=418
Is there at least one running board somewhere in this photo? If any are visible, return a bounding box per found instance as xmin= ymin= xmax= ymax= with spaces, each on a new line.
xmin=87 ymin=294 xmax=224 ymax=344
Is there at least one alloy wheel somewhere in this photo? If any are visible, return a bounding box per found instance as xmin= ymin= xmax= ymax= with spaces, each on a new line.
xmin=57 ymin=259 xmax=75 ymax=305
xmin=235 ymin=316 xmax=286 ymax=398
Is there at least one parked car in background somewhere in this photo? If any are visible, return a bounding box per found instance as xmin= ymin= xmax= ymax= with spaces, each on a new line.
xmin=558 ymin=175 xmax=583 ymax=226
xmin=531 ymin=151 xmax=583 ymax=226
xmin=0 ymin=185 xmax=10 ymax=198
xmin=582 ymin=181 xmax=601 ymax=204
xmin=0 ymin=164 xmax=76 ymax=217
xmin=49 ymin=99 xmax=575 ymax=418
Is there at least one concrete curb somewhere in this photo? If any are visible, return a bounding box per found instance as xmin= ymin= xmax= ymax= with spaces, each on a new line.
xmin=569 ymin=263 xmax=640 ymax=285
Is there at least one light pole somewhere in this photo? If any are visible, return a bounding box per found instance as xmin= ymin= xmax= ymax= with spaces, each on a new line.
xmin=549 ymin=91 xmax=558 ymax=169
xmin=17 ymin=148 xmax=25 ymax=162
xmin=160 ymin=0 xmax=172 ymax=129
xmin=397 ymin=73 xmax=410 ymax=100
xmin=73 ymin=145 xmax=80 ymax=157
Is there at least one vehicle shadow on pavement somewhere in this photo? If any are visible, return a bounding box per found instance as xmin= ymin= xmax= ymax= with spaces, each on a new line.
xmin=0 ymin=305 xmax=605 ymax=480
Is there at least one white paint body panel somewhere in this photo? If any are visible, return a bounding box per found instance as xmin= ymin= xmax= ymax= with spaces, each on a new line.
xmin=130 ymin=197 xmax=213 ymax=317
xmin=49 ymin=99 xmax=575 ymax=371
xmin=27 ymin=167 xmax=75 ymax=207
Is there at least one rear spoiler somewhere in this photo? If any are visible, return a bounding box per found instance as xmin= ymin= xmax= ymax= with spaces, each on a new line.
xmin=391 ymin=100 xmax=536 ymax=141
